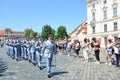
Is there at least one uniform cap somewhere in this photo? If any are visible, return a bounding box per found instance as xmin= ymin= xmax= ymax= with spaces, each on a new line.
xmin=47 ymin=34 xmax=53 ymax=38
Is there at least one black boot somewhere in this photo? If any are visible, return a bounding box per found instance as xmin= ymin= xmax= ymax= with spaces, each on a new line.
xmin=39 ymin=66 xmax=42 ymax=70
xmin=47 ymin=74 xmax=51 ymax=78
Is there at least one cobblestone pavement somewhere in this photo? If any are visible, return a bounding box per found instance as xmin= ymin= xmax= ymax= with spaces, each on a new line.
xmin=0 ymin=48 xmax=120 ymax=80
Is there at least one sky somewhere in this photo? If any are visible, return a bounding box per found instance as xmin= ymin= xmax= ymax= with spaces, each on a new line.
xmin=0 ymin=0 xmax=87 ymax=34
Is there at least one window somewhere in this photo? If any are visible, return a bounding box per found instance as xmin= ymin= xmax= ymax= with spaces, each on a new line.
xmin=103 ymin=10 xmax=107 ymax=19
xmin=113 ymin=7 xmax=117 ymax=17
xmin=114 ymin=22 xmax=117 ymax=31
xmin=92 ymin=12 xmax=95 ymax=21
xmin=103 ymin=0 xmax=107 ymax=4
xmin=92 ymin=4 xmax=95 ymax=8
xmin=92 ymin=27 xmax=95 ymax=33
xmin=104 ymin=37 xmax=107 ymax=43
xmin=104 ymin=24 xmax=107 ymax=32
xmin=114 ymin=36 xmax=117 ymax=42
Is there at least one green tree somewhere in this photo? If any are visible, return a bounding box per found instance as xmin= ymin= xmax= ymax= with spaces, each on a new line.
xmin=31 ymin=32 xmax=38 ymax=37
xmin=24 ymin=28 xmax=33 ymax=37
xmin=41 ymin=24 xmax=55 ymax=40
xmin=57 ymin=26 xmax=68 ymax=40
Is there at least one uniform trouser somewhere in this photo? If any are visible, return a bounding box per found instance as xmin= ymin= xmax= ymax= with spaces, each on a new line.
xmin=8 ymin=46 xmax=10 ymax=55
xmin=21 ymin=47 xmax=24 ymax=57
xmin=36 ymin=50 xmax=42 ymax=67
xmin=45 ymin=56 xmax=53 ymax=75
xmin=67 ymin=51 xmax=71 ymax=56
xmin=9 ymin=46 xmax=12 ymax=57
xmin=14 ymin=47 xmax=18 ymax=59
xmin=115 ymin=54 xmax=120 ymax=66
xmin=24 ymin=47 xmax=27 ymax=59
xmin=13 ymin=47 xmax=15 ymax=58
xmin=31 ymin=51 xmax=35 ymax=62
xmin=10 ymin=46 xmax=14 ymax=58
xmin=6 ymin=45 xmax=9 ymax=55
xmin=27 ymin=48 xmax=31 ymax=60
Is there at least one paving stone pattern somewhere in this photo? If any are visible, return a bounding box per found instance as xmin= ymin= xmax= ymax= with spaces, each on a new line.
xmin=0 ymin=48 xmax=120 ymax=80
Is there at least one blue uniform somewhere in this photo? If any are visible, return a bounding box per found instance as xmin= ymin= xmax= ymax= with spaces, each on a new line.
xmin=15 ymin=40 xmax=21 ymax=61
xmin=41 ymin=40 xmax=57 ymax=76
xmin=30 ymin=40 xmax=36 ymax=63
xmin=35 ymin=40 xmax=43 ymax=68
xmin=6 ymin=39 xmax=9 ymax=55
xmin=23 ymin=41 xmax=27 ymax=59
xmin=26 ymin=40 xmax=31 ymax=60
xmin=20 ymin=40 xmax=24 ymax=58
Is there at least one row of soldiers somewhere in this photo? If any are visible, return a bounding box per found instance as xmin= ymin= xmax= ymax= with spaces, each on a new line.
xmin=6 ymin=34 xmax=57 ymax=78
xmin=6 ymin=37 xmax=43 ymax=65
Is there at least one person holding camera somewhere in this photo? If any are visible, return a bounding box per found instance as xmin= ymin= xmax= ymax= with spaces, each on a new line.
xmin=92 ymin=37 xmax=101 ymax=64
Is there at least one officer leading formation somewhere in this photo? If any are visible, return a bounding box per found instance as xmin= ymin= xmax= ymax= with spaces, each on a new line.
xmin=41 ymin=34 xmax=57 ymax=78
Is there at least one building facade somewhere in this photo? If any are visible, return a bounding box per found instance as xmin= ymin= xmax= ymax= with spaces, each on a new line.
xmin=0 ymin=28 xmax=25 ymax=41
xmin=69 ymin=21 xmax=87 ymax=42
xmin=86 ymin=0 xmax=120 ymax=47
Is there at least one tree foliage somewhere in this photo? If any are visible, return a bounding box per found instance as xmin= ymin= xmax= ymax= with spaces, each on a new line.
xmin=41 ymin=24 xmax=55 ymax=40
xmin=32 ymin=32 xmax=38 ymax=37
xmin=57 ymin=26 xmax=68 ymax=40
xmin=24 ymin=28 xmax=33 ymax=37
xmin=24 ymin=28 xmax=37 ymax=37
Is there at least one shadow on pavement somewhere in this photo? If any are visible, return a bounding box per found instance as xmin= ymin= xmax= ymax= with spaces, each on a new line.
xmin=51 ymin=71 xmax=68 ymax=77
xmin=0 ymin=58 xmax=8 ymax=76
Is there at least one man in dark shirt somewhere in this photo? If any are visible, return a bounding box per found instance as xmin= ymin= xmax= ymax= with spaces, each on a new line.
xmin=116 ymin=37 xmax=120 ymax=67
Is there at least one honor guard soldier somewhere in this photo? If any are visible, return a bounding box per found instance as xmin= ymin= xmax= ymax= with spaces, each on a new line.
xmin=23 ymin=40 xmax=27 ymax=60
xmin=6 ymin=39 xmax=10 ymax=55
xmin=20 ymin=39 xmax=24 ymax=58
xmin=30 ymin=38 xmax=36 ymax=65
xmin=26 ymin=39 xmax=31 ymax=61
xmin=15 ymin=39 xmax=21 ymax=61
xmin=13 ymin=39 xmax=18 ymax=60
xmin=10 ymin=39 xmax=15 ymax=59
xmin=35 ymin=37 xmax=43 ymax=70
xmin=41 ymin=34 xmax=57 ymax=78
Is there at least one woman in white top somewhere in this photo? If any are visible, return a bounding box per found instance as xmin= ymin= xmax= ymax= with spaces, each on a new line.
xmin=105 ymin=39 xmax=113 ymax=65
xmin=82 ymin=38 xmax=89 ymax=62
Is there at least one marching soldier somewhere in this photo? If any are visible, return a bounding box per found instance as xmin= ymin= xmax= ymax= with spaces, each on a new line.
xmin=26 ymin=38 xmax=31 ymax=61
xmin=15 ymin=39 xmax=21 ymax=61
xmin=10 ymin=39 xmax=15 ymax=59
xmin=41 ymin=34 xmax=57 ymax=78
xmin=35 ymin=37 xmax=43 ymax=70
xmin=30 ymin=38 xmax=36 ymax=65
xmin=6 ymin=39 xmax=10 ymax=55
xmin=20 ymin=39 xmax=24 ymax=58
xmin=23 ymin=40 xmax=27 ymax=60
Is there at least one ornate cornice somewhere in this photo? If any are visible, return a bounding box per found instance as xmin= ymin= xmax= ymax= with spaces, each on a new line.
xmin=102 ymin=6 xmax=107 ymax=11
xmin=91 ymin=8 xmax=96 ymax=12
xmin=87 ymin=0 xmax=97 ymax=4
xmin=112 ymin=2 xmax=118 ymax=8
